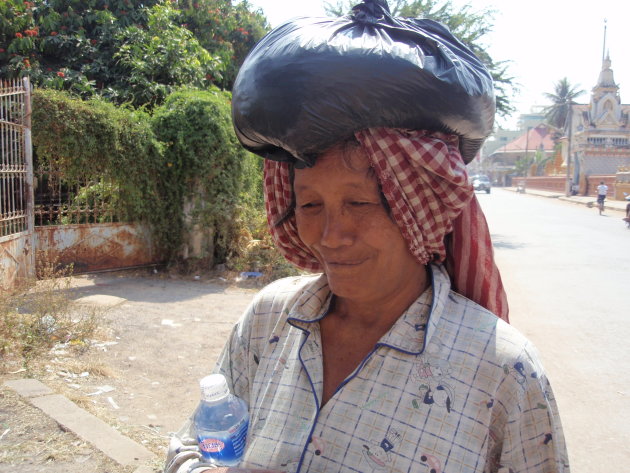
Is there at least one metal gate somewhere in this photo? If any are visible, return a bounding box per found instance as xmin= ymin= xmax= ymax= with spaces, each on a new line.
xmin=0 ymin=77 xmax=34 ymax=290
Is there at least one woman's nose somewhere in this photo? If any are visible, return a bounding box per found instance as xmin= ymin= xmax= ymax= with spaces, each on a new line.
xmin=320 ymin=209 xmax=354 ymax=248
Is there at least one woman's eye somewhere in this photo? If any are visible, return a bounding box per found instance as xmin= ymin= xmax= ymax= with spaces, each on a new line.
xmin=299 ymin=202 xmax=320 ymax=209
xmin=350 ymin=201 xmax=372 ymax=206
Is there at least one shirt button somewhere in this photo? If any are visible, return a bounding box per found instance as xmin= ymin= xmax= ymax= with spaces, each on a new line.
xmin=315 ymin=449 xmax=321 ymax=456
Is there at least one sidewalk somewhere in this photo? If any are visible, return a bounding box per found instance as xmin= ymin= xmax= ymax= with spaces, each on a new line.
xmin=504 ymin=186 xmax=629 ymax=212
xmin=1 ymin=272 xmax=258 ymax=473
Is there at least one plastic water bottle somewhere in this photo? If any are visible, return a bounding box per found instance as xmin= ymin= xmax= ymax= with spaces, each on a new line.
xmin=193 ymin=374 xmax=249 ymax=466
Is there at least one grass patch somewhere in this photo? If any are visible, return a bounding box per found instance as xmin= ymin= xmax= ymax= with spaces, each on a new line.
xmin=0 ymin=253 xmax=103 ymax=373
xmin=227 ymin=214 xmax=306 ymax=284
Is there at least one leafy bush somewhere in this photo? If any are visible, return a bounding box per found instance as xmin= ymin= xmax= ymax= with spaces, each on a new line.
xmin=31 ymin=86 xmax=266 ymax=264
xmin=31 ymin=88 xmax=164 ymax=225
xmin=151 ymin=87 xmax=262 ymax=262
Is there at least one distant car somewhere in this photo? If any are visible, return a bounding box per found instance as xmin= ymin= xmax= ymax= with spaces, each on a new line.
xmin=470 ymin=174 xmax=491 ymax=193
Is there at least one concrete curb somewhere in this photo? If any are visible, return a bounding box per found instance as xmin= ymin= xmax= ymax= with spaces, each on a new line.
xmin=4 ymin=379 xmax=157 ymax=472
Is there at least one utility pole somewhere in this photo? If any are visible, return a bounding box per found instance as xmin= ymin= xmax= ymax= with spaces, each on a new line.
xmin=524 ymin=126 xmax=531 ymax=177
xmin=565 ymin=106 xmax=573 ymax=196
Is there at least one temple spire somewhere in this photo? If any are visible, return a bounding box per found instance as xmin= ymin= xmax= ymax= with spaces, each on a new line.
xmin=595 ymin=19 xmax=615 ymax=89
xmin=602 ymin=18 xmax=607 ymax=63
xmin=596 ymin=53 xmax=615 ymax=88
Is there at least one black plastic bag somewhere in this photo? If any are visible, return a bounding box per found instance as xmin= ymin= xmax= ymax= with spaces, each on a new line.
xmin=232 ymin=0 xmax=495 ymax=166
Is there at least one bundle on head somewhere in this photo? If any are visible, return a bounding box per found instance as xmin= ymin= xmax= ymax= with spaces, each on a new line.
xmin=231 ymin=0 xmax=495 ymax=167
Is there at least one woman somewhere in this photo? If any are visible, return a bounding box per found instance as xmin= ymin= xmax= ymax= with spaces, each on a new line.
xmin=165 ymin=2 xmax=568 ymax=472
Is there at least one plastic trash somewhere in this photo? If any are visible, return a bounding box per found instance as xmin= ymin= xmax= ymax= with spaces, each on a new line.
xmin=232 ymin=0 xmax=495 ymax=166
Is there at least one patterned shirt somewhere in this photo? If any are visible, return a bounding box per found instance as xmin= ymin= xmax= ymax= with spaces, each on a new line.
xmin=208 ymin=264 xmax=569 ymax=473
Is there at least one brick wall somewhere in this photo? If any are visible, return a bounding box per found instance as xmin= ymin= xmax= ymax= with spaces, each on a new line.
xmin=513 ymin=175 xmax=621 ymax=199
xmin=512 ymin=176 xmax=566 ymax=192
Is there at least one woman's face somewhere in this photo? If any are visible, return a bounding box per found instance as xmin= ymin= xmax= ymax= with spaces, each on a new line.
xmin=293 ymin=144 xmax=425 ymax=304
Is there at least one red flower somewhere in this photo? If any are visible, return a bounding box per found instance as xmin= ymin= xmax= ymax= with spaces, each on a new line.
xmin=46 ymin=67 xmax=52 ymax=71
xmin=0 ymin=48 xmax=5 ymax=53
xmin=23 ymin=59 xmax=30 ymax=67
xmin=57 ymin=71 xmax=65 ymax=78
xmin=50 ymin=31 xmax=58 ymax=36
xmin=15 ymin=32 xmax=23 ymax=38
xmin=91 ymin=39 xmax=97 ymax=45
xmin=61 ymin=26 xmax=67 ymax=30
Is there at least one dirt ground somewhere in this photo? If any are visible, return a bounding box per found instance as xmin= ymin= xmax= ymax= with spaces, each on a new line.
xmin=1 ymin=268 xmax=261 ymax=472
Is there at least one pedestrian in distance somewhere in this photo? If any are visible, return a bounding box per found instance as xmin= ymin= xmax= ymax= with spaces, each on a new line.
xmin=165 ymin=1 xmax=569 ymax=472
xmin=597 ymin=181 xmax=608 ymax=215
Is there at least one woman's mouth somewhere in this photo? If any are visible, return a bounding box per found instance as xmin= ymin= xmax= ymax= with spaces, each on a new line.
xmin=324 ymin=258 xmax=367 ymax=269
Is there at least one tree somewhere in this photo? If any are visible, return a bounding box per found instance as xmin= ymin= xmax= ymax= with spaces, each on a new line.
xmin=543 ymin=77 xmax=585 ymax=130
xmin=532 ymin=148 xmax=553 ymax=176
xmin=177 ymin=0 xmax=269 ymax=90
xmin=0 ymin=0 xmax=268 ymax=106
xmin=514 ymin=155 xmax=532 ymax=177
xmin=323 ymin=0 xmax=516 ymax=117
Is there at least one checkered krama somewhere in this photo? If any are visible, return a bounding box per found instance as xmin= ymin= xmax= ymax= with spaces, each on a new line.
xmin=263 ymin=128 xmax=508 ymax=321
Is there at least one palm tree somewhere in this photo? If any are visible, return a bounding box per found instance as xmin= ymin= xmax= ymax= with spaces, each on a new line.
xmin=543 ymin=78 xmax=585 ymax=130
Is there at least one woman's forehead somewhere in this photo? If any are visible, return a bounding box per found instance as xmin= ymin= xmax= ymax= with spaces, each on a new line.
xmin=294 ymin=147 xmax=375 ymax=188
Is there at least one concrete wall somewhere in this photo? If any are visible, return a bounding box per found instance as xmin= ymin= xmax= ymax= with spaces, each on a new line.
xmin=0 ymin=231 xmax=33 ymax=290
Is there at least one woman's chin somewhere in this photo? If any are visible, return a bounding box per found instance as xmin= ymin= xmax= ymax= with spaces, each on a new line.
xmin=326 ymin=274 xmax=371 ymax=301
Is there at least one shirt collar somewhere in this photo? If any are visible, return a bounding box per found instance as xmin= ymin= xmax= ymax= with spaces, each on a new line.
xmin=287 ymin=264 xmax=451 ymax=354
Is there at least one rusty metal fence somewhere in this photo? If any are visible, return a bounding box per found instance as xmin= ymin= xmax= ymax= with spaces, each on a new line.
xmin=1 ymin=77 xmax=35 ymax=287
xmin=34 ymin=165 xmax=122 ymax=226
xmin=0 ymin=78 xmax=33 ymax=238
xmin=1 ymin=79 xmax=156 ymax=283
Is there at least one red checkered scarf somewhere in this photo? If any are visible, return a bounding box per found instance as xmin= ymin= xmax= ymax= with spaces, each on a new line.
xmin=263 ymin=128 xmax=509 ymax=322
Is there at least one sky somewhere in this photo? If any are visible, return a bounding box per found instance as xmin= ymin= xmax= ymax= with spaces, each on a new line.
xmin=244 ymin=0 xmax=630 ymax=129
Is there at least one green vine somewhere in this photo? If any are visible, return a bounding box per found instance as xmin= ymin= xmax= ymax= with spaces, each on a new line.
xmin=31 ymin=86 xmax=263 ymax=264
xmin=151 ymin=87 xmax=261 ymax=262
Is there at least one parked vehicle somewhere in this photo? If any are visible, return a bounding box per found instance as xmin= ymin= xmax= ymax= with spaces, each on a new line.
xmin=470 ymin=174 xmax=491 ymax=193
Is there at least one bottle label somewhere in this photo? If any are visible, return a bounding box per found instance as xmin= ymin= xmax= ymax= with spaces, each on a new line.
xmin=197 ymin=416 xmax=249 ymax=465
xmin=200 ymin=438 xmax=225 ymax=453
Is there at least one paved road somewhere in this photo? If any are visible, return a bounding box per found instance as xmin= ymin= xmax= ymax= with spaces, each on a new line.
xmin=478 ymin=189 xmax=629 ymax=472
